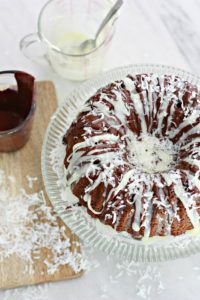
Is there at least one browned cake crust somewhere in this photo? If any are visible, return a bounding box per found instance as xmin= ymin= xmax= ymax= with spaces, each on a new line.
xmin=63 ymin=74 xmax=200 ymax=240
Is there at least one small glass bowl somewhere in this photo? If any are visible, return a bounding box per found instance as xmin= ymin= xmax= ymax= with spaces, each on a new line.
xmin=0 ymin=70 xmax=35 ymax=152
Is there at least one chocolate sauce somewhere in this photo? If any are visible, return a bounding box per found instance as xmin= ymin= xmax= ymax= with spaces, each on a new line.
xmin=0 ymin=71 xmax=35 ymax=152
xmin=0 ymin=87 xmax=23 ymax=131
xmin=0 ymin=111 xmax=23 ymax=131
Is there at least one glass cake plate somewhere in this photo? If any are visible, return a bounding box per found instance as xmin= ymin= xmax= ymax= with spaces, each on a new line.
xmin=41 ymin=64 xmax=200 ymax=262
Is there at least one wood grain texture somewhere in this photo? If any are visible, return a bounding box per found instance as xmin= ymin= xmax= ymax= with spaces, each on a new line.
xmin=0 ymin=81 xmax=83 ymax=290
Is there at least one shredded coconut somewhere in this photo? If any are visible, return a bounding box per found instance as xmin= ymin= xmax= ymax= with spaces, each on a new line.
xmin=100 ymin=259 xmax=165 ymax=300
xmin=2 ymin=284 xmax=48 ymax=300
xmin=26 ymin=175 xmax=38 ymax=189
xmin=8 ymin=176 xmax=16 ymax=183
xmin=0 ymin=169 xmax=85 ymax=275
xmin=135 ymin=265 xmax=165 ymax=299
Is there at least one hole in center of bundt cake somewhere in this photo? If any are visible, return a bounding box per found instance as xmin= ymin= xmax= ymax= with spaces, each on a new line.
xmin=128 ymin=134 xmax=178 ymax=173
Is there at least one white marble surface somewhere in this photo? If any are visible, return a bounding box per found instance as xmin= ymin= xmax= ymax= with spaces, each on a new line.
xmin=0 ymin=0 xmax=200 ymax=299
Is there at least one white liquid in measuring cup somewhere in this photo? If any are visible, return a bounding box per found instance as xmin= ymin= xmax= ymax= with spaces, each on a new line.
xmin=56 ymin=32 xmax=95 ymax=55
xmin=47 ymin=30 xmax=110 ymax=81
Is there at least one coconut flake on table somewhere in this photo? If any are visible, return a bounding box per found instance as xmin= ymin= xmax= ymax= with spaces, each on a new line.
xmin=26 ymin=175 xmax=38 ymax=189
xmin=0 ymin=169 xmax=85 ymax=275
xmin=102 ymin=259 xmax=165 ymax=300
xmin=2 ymin=284 xmax=48 ymax=300
xmin=8 ymin=175 xmax=16 ymax=183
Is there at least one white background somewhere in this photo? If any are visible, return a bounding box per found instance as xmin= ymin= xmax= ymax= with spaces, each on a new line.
xmin=0 ymin=0 xmax=200 ymax=299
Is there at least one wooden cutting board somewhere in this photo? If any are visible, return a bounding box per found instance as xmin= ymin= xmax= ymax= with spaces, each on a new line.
xmin=0 ymin=81 xmax=83 ymax=289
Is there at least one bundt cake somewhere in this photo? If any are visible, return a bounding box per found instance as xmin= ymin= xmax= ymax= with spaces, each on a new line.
xmin=63 ymin=73 xmax=200 ymax=240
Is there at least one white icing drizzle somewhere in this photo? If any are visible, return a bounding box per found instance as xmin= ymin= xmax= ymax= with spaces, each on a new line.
xmin=131 ymin=93 xmax=147 ymax=134
xmin=124 ymin=77 xmax=147 ymax=134
xmin=132 ymin=186 xmax=143 ymax=232
xmin=158 ymin=188 xmax=173 ymax=235
xmin=64 ymin=73 xmax=200 ymax=239
xmin=111 ymin=170 xmax=135 ymax=198
xmin=142 ymin=90 xmax=150 ymax=126
xmin=183 ymin=158 xmax=200 ymax=169
xmin=83 ymin=194 xmax=103 ymax=215
xmin=162 ymin=172 xmax=200 ymax=228
xmin=181 ymin=138 xmax=200 ymax=150
xmin=164 ymin=100 xmax=176 ymax=134
xmin=109 ymin=89 xmax=130 ymax=124
xmin=173 ymin=183 xmax=200 ymax=228
xmin=156 ymin=94 xmax=175 ymax=135
xmin=67 ymin=151 xmax=124 ymax=178
xmin=191 ymin=170 xmax=200 ymax=191
xmin=176 ymin=121 xmax=200 ymax=143
xmin=123 ymin=77 xmax=135 ymax=92
xmin=85 ymin=173 xmax=104 ymax=193
xmin=169 ymin=110 xmax=199 ymax=139
xmin=142 ymin=188 xmax=154 ymax=238
xmin=73 ymin=133 xmax=119 ymax=151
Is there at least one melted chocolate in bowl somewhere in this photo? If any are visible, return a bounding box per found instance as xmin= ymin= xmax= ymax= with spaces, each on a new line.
xmin=0 ymin=71 xmax=35 ymax=152
xmin=0 ymin=111 xmax=23 ymax=131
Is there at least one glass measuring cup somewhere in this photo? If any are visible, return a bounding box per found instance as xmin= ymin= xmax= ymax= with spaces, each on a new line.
xmin=20 ymin=0 xmax=121 ymax=81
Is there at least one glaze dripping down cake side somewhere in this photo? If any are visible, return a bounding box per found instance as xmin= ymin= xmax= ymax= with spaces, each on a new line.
xmin=63 ymin=74 xmax=200 ymax=240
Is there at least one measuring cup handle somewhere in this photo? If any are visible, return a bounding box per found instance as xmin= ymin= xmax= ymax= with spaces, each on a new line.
xmin=20 ymin=33 xmax=48 ymax=66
